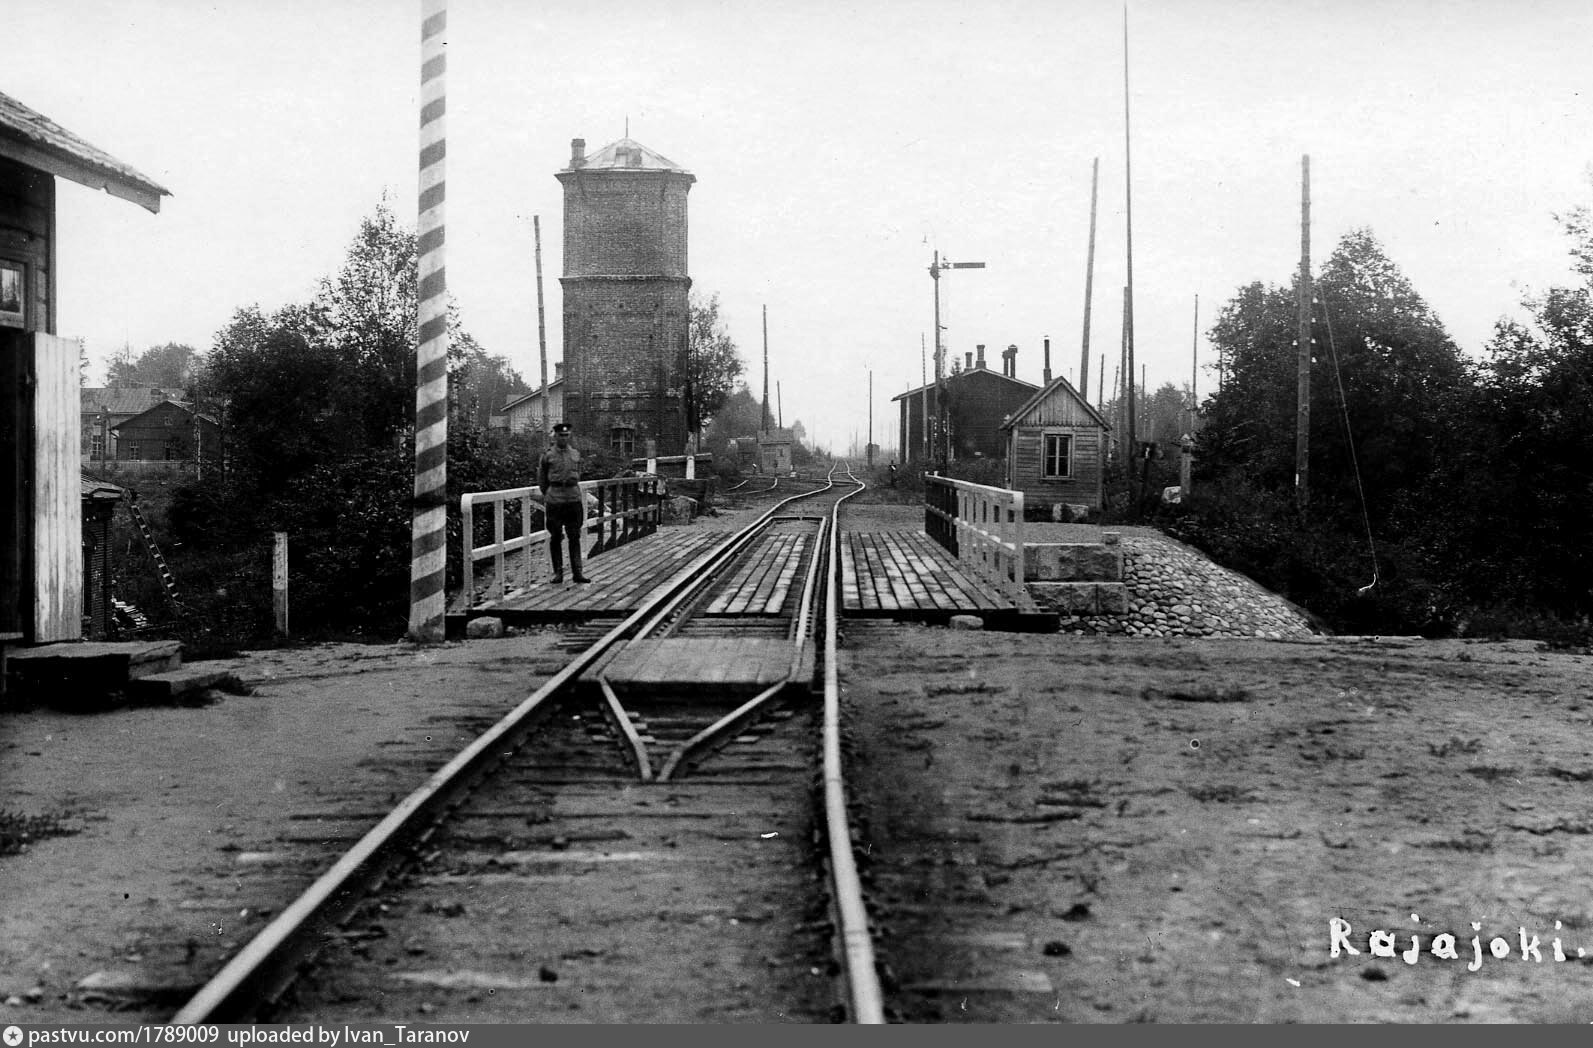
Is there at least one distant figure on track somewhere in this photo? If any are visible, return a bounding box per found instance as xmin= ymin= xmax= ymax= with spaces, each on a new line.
xmin=888 ymin=460 xmax=898 ymax=487
xmin=539 ymin=421 xmax=590 ymax=584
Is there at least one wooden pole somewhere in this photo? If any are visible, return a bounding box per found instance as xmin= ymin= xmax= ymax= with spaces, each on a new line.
xmin=1122 ymin=6 xmax=1138 ymax=505
xmin=273 ymin=532 xmax=289 ymax=638
xmin=408 ymin=0 xmax=448 ymax=643
xmin=931 ymin=251 xmax=944 ymax=472
xmin=534 ymin=215 xmax=549 ymax=434
xmin=761 ymin=305 xmax=770 ymax=434
xmin=1080 ymin=156 xmax=1099 ymax=399
xmin=1097 ymin=353 xmax=1105 ymax=413
xmin=1189 ymin=293 xmax=1198 ymax=435
xmin=920 ymin=334 xmax=928 ymax=462
xmin=1296 ymin=154 xmax=1312 ymax=514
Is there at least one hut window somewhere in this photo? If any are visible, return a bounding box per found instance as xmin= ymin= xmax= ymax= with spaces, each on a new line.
xmin=1043 ymin=433 xmax=1072 ymax=478
xmin=127 ymin=441 xmax=141 ymax=459
xmin=0 ymin=261 xmax=23 ymax=327
xmin=90 ymin=433 xmax=104 ymax=457
xmin=610 ymin=426 xmax=636 ymax=456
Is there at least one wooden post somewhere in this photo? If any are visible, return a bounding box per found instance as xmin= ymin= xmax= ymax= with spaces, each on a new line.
xmin=408 ymin=0 xmax=448 ymax=642
xmin=1189 ymin=293 xmax=1199 ymax=435
xmin=1080 ymin=156 xmax=1099 ymax=398
xmin=1296 ymin=154 xmax=1312 ymax=514
xmin=273 ymin=531 xmax=289 ymax=638
xmin=1122 ymin=8 xmax=1138 ymax=509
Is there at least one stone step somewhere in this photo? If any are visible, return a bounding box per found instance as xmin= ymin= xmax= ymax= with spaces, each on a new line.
xmin=125 ymin=666 xmax=249 ymax=705
xmin=6 ymin=640 xmax=183 ymax=707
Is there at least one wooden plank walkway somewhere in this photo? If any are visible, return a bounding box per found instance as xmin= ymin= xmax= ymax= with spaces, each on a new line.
xmin=451 ymin=524 xmax=1055 ymax=632
xmin=841 ymin=530 xmax=1054 ymax=627
xmin=454 ymin=529 xmax=727 ymax=625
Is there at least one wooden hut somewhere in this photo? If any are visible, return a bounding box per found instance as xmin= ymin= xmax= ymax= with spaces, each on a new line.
xmin=1000 ymin=375 xmax=1111 ymax=515
xmin=0 ymin=90 xmax=168 ymax=644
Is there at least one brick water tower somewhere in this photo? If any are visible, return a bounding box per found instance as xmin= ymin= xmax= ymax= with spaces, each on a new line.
xmin=557 ymin=136 xmax=695 ymax=459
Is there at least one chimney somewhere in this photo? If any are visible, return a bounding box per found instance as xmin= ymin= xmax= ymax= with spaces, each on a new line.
xmin=569 ymin=138 xmax=586 ymax=168
xmin=975 ymin=344 xmax=986 ymax=369
xmin=1043 ymin=337 xmax=1052 ymax=384
xmin=965 ymin=351 xmax=973 ymax=371
xmin=1004 ymin=343 xmax=1018 ymax=379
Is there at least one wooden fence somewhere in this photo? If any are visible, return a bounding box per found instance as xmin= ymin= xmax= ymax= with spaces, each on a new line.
xmin=923 ymin=474 xmax=1026 ymax=594
xmin=459 ymin=475 xmax=663 ymax=609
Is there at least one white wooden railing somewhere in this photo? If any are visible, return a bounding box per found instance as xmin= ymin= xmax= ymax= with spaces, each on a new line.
xmin=923 ymin=475 xmax=1026 ymax=593
xmin=459 ymin=475 xmax=662 ymax=610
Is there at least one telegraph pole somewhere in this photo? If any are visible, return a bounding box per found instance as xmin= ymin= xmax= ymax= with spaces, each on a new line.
xmin=534 ymin=215 xmax=549 ymax=435
xmin=929 ymin=252 xmax=985 ymax=472
xmin=1188 ymin=293 xmax=1198 ymax=435
xmin=1122 ymin=6 xmax=1138 ymax=508
xmin=867 ymin=369 xmax=873 ymax=467
xmin=761 ymin=304 xmax=770 ymax=434
xmin=1296 ymin=154 xmax=1312 ymax=514
xmin=1080 ymin=156 xmax=1099 ymax=399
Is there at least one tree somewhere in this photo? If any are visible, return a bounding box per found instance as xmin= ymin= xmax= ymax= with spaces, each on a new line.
xmin=106 ymin=341 xmax=199 ymax=388
xmin=681 ymin=291 xmax=746 ymax=436
xmin=177 ymin=202 xmax=540 ymax=639
xmin=1200 ymin=229 xmax=1466 ymax=524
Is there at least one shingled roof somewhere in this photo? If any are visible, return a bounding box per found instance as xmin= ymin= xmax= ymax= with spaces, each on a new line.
xmin=0 ymin=90 xmax=170 ymax=213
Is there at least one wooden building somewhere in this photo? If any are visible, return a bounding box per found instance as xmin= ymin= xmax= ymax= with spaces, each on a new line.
xmin=893 ymin=343 xmax=1038 ymax=465
xmin=1000 ymin=374 xmax=1111 ymax=513
xmin=112 ymin=399 xmax=219 ymax=462
xmin=490 ymin=365 xmax=565 ymax=433
xmin=758 ymin=428 xmax=794 ymax=474
xmin=557 ymin=137 xmax=694 ymax=459
xmin=0 ymin=90 xmax=168 ymax=644
xmin=81 ymin=385 xmax=184 ymax=458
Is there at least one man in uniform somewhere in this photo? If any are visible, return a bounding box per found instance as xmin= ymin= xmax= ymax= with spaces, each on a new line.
xmin=538 ymin=422 xmax=590 ymax=584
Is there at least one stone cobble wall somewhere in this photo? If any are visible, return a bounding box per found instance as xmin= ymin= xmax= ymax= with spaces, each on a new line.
xmin=1049 ymin=533 xmax=1319 ymax=639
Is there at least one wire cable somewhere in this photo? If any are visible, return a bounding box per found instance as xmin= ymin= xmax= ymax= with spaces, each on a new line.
xmin=1316 ymin=286 xmax=1379 ymax=594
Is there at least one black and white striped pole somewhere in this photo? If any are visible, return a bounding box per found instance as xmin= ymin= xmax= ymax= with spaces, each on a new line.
xmin=408 ymin=0 xmax=448 ymax=642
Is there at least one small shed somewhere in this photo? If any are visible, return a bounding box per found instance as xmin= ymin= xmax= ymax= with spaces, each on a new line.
xmin=80 ymin=476 xmax=125 ymax=639
xmin=758 ymin=428 xmax=793 ymax=474
xmin=1000 ymin=375 xmax=1110 ymax=513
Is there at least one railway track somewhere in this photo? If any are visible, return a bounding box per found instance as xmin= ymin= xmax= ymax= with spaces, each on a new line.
xmin=168 ymin=464 xmax=884 ymax=1024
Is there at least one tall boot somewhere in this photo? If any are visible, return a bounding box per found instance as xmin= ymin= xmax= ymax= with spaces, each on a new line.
xmin=571 ymin=542 xmax=590 ymax=584
xmin=549 ymin=544 xmax=564 ymax=585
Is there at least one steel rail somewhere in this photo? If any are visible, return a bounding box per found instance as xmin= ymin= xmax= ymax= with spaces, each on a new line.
xmin=169 ymin=467 xmax=850 ymax=1024
xmin=653 ymin=469 xmax=854 ymax=782
xmin=820 ymin=462 xmax=886 ymax=1023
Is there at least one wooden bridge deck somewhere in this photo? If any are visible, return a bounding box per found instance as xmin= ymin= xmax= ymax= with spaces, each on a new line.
xmin=451 ymin=525 xmax=1055 ymax=631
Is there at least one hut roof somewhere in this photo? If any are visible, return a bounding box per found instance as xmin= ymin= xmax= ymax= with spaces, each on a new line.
xmin=0 ymin=90 xmax=169 ymax=213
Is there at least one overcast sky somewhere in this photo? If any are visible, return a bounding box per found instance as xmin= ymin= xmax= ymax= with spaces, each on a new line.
xmin=11 ymin=0 xmax=1593 ymax=454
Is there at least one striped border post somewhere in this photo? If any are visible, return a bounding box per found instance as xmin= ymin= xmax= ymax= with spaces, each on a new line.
xmin=408 ymin=0 xmax=448 ymax=642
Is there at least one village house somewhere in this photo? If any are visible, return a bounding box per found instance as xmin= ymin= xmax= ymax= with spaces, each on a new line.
xmin=80 ymin=384 xmax=219 ymax=465
xmin=893 ymin=344 xmax=1038 ymax=466
xmin=490 ymin=363 xmax=565 ymax=433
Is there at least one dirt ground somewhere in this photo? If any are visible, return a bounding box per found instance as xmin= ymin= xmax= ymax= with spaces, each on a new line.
xmin=840 ymin=627 xmax=1593 ymax=1023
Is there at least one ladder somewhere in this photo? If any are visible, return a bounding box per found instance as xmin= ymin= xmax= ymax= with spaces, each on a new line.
xmin=126 ymin=501 xmax=184 ymax=612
